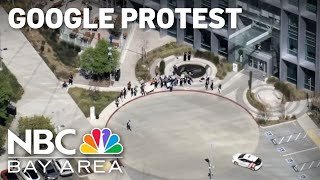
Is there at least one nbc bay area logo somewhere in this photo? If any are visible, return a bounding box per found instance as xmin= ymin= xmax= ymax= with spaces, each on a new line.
xmin=80 ymin=128 xmax=124 ymax=154
xmin=7 ymin=128 xmax=124 ymax=174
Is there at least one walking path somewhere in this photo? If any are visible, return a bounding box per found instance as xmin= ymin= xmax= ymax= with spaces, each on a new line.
xmin=0 ymin=7 xmax=132 ymax=179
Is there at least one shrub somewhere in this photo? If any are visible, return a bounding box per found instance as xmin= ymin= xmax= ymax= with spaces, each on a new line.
xmin=135 ymin=42 xmax=192 ymax=80
xmin=159 ymin=60 xmax=165 ymax=75
xmin=274 ymin=82 xmax=307 ymax=101
xmin=246 ymin=90 xmax=266 ymax=112
xmin=110 ymin=15 xmax=122 ymax=37
xmin=267 ymin=76 xmax=279 ymax=84
xmin=155 ymin=65 xmax=160 ymax=76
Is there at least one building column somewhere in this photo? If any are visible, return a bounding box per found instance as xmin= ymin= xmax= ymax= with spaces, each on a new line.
xmin=297 ymin=66 xmax=305 ymax=90
xmin=280 ymin=9 xmax=289 ymax=82
xmin=297 ymin=17 xmax=306 ymax=89
xmin=211 ymin=33 xmax=218 ymax=54
xmin=227 ymin=0 xmax=237 ymax=63
xmin=159 ymin=0 xmax=167 ymax=37
xmin=194 ymin=30 xmax=201 ymax=50
xmin=315 ymin=2 xmax=320 ymax=94
xmin=175 ymin=0 xmax=185 ymax=44
xmin=176 ymin=19 xmax=184 ymax=44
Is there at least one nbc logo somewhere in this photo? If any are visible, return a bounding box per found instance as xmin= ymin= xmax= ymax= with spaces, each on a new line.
xmin=80 ymin=128 xmax=124 ymax=154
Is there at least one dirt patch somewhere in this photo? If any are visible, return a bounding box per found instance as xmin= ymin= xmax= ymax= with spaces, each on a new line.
xmin=21 ymin=28 xmax=76 ymax=80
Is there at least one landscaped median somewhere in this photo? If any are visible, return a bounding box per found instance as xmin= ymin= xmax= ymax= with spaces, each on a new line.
xmin=136 ymin=42 xmax=236 ymax=81
xmin=68 ymin=87 xmax=119 ymax=117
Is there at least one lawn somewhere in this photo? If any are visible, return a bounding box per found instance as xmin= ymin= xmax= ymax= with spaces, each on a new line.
xmin=0 ymin=65 xmax=24 ymax=153
xmin=68 ymin=88 xmax=119 ymax=117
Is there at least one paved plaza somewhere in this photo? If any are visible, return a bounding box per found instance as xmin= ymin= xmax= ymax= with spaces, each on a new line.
xmin=108 ymin=91 xmax=259 ymax=179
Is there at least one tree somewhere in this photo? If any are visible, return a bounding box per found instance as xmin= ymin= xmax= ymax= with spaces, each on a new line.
xmin=110 ymin=15 xmax=122 ymax=37
xmin=18 ymin=115 xmax=55 ymax=137
xmin=159 ymin=60 xmax=165 ymax=75
xmin=80 ymin=39 xmax=119 ymax=78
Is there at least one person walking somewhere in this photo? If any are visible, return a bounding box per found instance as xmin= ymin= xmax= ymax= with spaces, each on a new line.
xmin=68 ymin=75 xmax=73 ymax=85
xmin=210 ymin=80 xmax=214 ymax=91
xmin=131 ymin=88 xmax=134 ymax=97
xmin=127 ymin=81 xmax=131 ymax=91
xmin=205 ymin=81 xmax=209 ymax=90
xmin=119 ymin=90 xmax=123 ymax=102
xmin=218 ymin=84 xmax=222 ymax=94
xmin=183 ymin=52 xmax=187 ymax=61
xmin=123 ymin=88 xmax=127 ymax=99
xmin=134 ymin=86 xmax=138 ymax=96
xmin=126 ymin=120 xmax=132 ymax=131
xmin=115 ymin=97 xmax=119 ymax=107
xmin=188 ymin=51 xmax=191 ymax=61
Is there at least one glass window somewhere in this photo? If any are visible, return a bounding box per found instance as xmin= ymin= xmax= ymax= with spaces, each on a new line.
xmin=303 ymin=68 xmax=315 ymax=91
xmin=150 ymin=0 xmax=160 ymax=4
xmin=288 ymin=0 xmax=299 ymax=7
xmin=168 ymin=20 xmax=177 ymax=37
xmin=185 ymin=0 xmax=194 ymax=7
xmin=201 ymin=0 xmax=211 ymax=8
xmin=200 ymin=29 xmax=211 ymax=50
xmin=305 ymin=20 xmax=316 ymax=63
xmin=184 ymin=23 xmax=194 ymax=44
xmin=307 ymin=0 xmax=317 ymax=13
xmin=219 ymin=0 xmax=228 ymax=8
xmin=217 ymin=35 xmax=228 ymax=56
xmin=168 ymin=0 xmax=177 ymax=9
xmin=287 ymin=13 xmax=298 ymax=56
xmin=286 ymin=62 xmax=297 ymax=84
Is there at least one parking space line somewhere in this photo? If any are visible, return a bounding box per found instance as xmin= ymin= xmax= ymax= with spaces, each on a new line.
xmin=317 ymin=161 xmax=320 ymax=167
xmin=278 ymin=137 xmax=285 ymax=144
xmin=308 ymin=161 xmax=314 ymax=169
xmin=303 ymin=133 xmax=307 ymax=138
xmin=271 ymin=132 xmax=308 ymax=145
xmin=283 ymin=147 xmax=318 ymax=157
xmin=295 ymin=132 xmax=301 ymax=140
xmin=300 ymin=163 xmax=306 ymax=171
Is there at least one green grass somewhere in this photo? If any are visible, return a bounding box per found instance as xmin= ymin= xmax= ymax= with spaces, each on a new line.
xmin=68 ymin=88 xmax=119 ymax=117
xmin=0 ymin=65 xmax=24 ymax=102
xmin=0 ymin=65 xmax=24 ymax=153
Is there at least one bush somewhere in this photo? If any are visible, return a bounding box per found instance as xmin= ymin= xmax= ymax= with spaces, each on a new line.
xmin=110 ymin=15 xmax=122 ymax=37
xmin=274 ymin=82 xmax=307 ymax=101
xmin=247 ymin=90 xmax=266 ymax=112
xmin=155 ymin=65 xmax=160 ymax=76
xmin=135 ymin=42 xmax=192 ymax=80
xmin=267 ymin=76 xmax=279 ymax=84
xmin=159 ymin=60 xmax=165 ymax=75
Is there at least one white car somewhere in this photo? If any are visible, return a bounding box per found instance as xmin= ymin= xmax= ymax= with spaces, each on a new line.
xmin=232 ymin=153 xmax=262 ymax=171
xmin=53 ymin=158 xmax=73 ymax=177
xmin=19 ymin=168 xmax=40 ymax=180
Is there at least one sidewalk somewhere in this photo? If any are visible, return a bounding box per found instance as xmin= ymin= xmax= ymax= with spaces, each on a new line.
xmin=0 ymin=7 xmax=99 ymax=175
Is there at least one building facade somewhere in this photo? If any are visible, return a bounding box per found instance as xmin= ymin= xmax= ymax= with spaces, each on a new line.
xmin=111 ymin=0 xmax=319 ymax=93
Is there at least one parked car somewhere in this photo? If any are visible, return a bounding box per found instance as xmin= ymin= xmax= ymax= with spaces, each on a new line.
xmin=1 ymin=169 xmax=19 ymax=180
xmin=35 ymin=159 xmax=59 ymax=180
xmin=19 ymin=168 xmax=40 ymax=180
xmin=232 ymin=153 xmax=263 ymax=171
xmin=53 ymin=158 xmax=73 ymax=177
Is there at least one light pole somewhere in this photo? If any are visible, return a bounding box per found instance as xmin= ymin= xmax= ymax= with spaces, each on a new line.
xmin=0 ymin=31 xmax=8 ymax=71
xmin=108 ymin=46 xmax=113 ymax=87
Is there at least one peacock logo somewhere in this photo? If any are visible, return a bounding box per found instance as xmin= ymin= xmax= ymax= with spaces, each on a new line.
xmin=80 ymin=128 xmax=123 ymax=154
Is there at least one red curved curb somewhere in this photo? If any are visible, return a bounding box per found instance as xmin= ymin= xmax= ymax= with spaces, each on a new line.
xmin=105 ymin=89 xmax=255 ymax=127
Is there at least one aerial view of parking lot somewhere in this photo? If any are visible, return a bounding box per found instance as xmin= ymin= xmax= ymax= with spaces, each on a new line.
xmin=0 ymin=0 xmax=319 ymax=180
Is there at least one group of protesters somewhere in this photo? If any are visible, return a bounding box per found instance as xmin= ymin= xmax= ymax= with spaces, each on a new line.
xmin=115 ymin=81 xmax=147 ymax=107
